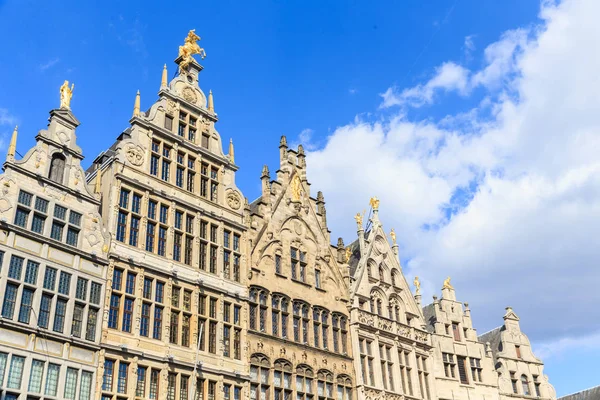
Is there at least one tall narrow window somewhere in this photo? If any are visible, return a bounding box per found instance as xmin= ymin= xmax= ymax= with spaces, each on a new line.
xmin=521 ymin=375 xmax=530 ymax=396
xmin=48 ymin=153 xmax=66 ymax=184
xmin=416 ymin=355 xmax=430 ymax=400
xmin=515 ymin=345 xmax=522 ymax=359
xmin=359 ymin=339 xmax=375 ymax=386
xmin=452 ymin=322 xmax=461 ymax=341
xmin=457 ymin=356 xmax=469 ymax=384
xmin=250 ymin=355 xmax=270 ymax=400
xmin=470 ymin=358 xmax=482 ymax=382
xmin=399 ymin=350 xmax=413 ymax=395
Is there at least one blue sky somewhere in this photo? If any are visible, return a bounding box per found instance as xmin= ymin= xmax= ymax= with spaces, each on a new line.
xmin=1 ymin=0 xmax=599 ymax=396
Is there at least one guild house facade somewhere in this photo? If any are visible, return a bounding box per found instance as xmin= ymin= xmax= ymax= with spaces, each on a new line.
xmin=0 ymin=30 xmax=557 ymax=400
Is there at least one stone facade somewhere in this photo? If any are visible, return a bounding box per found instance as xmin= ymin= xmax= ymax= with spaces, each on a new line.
xmin=0 ymin=105 xmax=110 ymax=400
xmin=89 ymin=54 xmax=248 ymax=400
xmin=0 ymin=32 xmax=561 ymax=400
xmin=245 ymin=138 xmax=355 ymax=400
xmin=345 ymin=205 xmax=434 ymax=400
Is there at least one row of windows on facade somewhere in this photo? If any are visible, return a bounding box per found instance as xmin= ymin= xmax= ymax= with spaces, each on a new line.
xmin=108 ymin=269 xmax=242 ymax=358
xmin=102 ymin=357 xmax=242 ymax=400
xmin=149 ymin=139 xmax=220 ymax=202
xmin=0 ymin=251 xmax=102 ymax=341
xmin=0 ymin=351 xmax=94 ymax=400
xmin=363 ymin=295 xmax=414 ymax=327
xmin=359 ymin=338 xmax=430 ymax=399
xmin=250 ymin=356 xmax=353 ymax=400
xmin=368 ymin=264 xmax=403 ymax=288
xmin=14 ymin=190 xmax=82 ymax=247
xmin=117 ymin=188 xmax=242 ymax=281
xmin=249 ymin=288 xmax=348 ymax=354
xmin=273 ymin=248 xmax=324 ymax=289
xmin=163 ymin=110 xmax=213 ymax=151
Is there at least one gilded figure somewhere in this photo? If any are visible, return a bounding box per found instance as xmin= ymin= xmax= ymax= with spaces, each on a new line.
xmin=59 ymin=80 xmax=74 ymax=109
xmin=345 ymin=246 xmax=352 ymax=263
xmin=443 ymin=276 xmax=453 ymax=289
xmin=354 ymin=212 xmax=363 ymax=227
xmin=390 ymin=228 xmax=396 ymax=244
xmin=413 ymin=276 xmax=421 ymax=294
xmin=369 ymin=196 xmax=380 ymax=210
xmin=291 ymin=174 xmax=302 ymax=202
xmin=178 ymin=29 xmax=206 ymax=72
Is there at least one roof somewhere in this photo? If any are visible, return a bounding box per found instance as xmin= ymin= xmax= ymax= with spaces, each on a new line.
xmin=478 ymin=326 xmax=503 ymax=364
xmin=421 ymin=303 xmax=436 ymax=333
xmin=558 ymin=386 xmax=600 ymax=400
xmin=347 ymin=238 xmax=361 ymax=277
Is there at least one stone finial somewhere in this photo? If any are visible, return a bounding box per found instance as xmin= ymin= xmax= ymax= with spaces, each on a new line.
xmin=132 ymin=90 xmax=141 ymax=117
xmin=7 ymin=125 xmax=17 ymax=161
xmin=317 ymin=191 xmax=324 ymax=202
xmin=279 ymin=135 xmax=288 ymax=147
xmin=261 ymin=165 xmax=270 ymax=179
xmin=337 ymin=237 xmax=344 ymax=249
xmin=298 ymin=144 xmax=305 ymax=155
xmin=229 ymin=138 xmax=235 ymax=163
xmin=208 ymin=90 xmax=214 ymax=113
xmin=161 ymin=64 xmax=168 ymax=87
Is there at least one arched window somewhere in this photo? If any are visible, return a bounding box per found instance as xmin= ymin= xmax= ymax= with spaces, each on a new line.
xmin=378 ymin=266 xmax=385 ymax=283
xmin=296 ymin=365 xmax=314 ymax=400
xmin=317 ymin=370 xmax=334 ymax=400
xmin=250 ymin=354 xmax=270 ymax=400
xmin=321 ymin=311 xmax=329 ymax=350
xmin=521 ymin=375 xmax=530 ymax=396
xmin=274 ymin=359 xmax=292 ymax=400
xmin=250 ymin=287 xmax=269 ymax=332
xmin=313 ymin=308 xmax=322 ymax=348
xmin=272 ymin=295 xmax=290 ymax=338
xmin=391 ymin=270 xmax=397 ymax=287
xmin=48 ymin=153 xmax=66 ymax=184
xmin=293 ymin=301 xmax=309 ymax=344
xmin=336 ymin=375 xmax=353 ymax=400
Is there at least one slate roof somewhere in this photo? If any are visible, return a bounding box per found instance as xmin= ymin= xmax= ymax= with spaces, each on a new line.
xmin=558 ymin=386 xmax=600 ymax=400
xmin=421 ymin=303 xmax=436 ymax=333
xmin=478 ymin=326 xmax=503 ymax=364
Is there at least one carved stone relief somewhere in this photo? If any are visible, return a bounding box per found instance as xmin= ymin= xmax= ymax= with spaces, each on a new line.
xmin=124 ymin=143 xmax=145 ymax=166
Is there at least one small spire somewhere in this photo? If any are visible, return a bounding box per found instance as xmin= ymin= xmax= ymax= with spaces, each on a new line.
xmin=229 ymin=138 xmax=235 ymax=163
xmin=133 ymin=90 xmax=141 ymax=117
xmin=279 ymin=135 xmax=288 ymax=147
xmin=7 ymin=125 xmax=18 ymax=161
xmin=161 ymin=64 xmax=168 ymax=87
xmin=94 ymin=167 xmax=102 ymax=194
xmin=208 ymin=90 xmax=214 ymax=113
xmin=298 ymin=144 xmax=305 ymax=155
xmin=261 ymin=164 xmax=270 ymax=178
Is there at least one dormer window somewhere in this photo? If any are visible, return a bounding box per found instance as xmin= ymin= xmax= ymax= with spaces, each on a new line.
xmin=48 ymin=153 xmax=66 ymax=184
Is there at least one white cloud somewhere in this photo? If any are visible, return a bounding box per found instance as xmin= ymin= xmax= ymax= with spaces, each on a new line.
xmin=0 ymin=108 xmax=17 ymax=126
xmin=534 ymin=332 xmax=600 ymax=360
xmin=306 ymin=0 xmax=600 ymax=344
xmin=380 ymin=62 xmax=470 ymax=108
xmin=39 ymin=58 xmax=60 ymax=71
xmin=463 ymin=35 xmax=476 ymax=59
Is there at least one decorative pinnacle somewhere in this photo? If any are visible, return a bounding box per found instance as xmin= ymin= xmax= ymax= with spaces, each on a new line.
xmin=208 ymin=90 xmax=214 ymax=113
xmin=279 ymin=135 xmax=288 ymax=147
xmin=337 ymin=237 xmax=344 ymax=248
xmin=133 ymin=90 xmax=141 ymax=117
xmin=316 ymin=191 xmax=324 ymax=202
xmin=261 ymin=165 xmax=270 ymax=178
xmin=229 ymin=138 xmax=235 ymax=164
xmin=161 ymin=64 xmax=168 ymax=87
xmin=298 ymin=144 xmax=305 ymax=155
xmin=7 ymin=125 xmax=18 ymax=160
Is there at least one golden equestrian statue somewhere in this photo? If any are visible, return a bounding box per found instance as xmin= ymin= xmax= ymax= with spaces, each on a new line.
xmin=59 ymin=80 xmax=74 ymax=109
xmin=178 ymin=29 xmax=206 ymax=72
xmin=442 ymin=276 xmax=454 ymax=290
